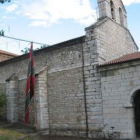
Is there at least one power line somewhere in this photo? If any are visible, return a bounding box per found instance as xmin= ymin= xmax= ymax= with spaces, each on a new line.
xmin=0 ymin=34 xmax=46 ymax=46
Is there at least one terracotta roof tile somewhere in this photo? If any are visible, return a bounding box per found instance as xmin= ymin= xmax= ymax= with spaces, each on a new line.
xmin=100 ymin=52 xmax=140 ymax=66
xmin=0 ymin=49 xmax=18 ymax=56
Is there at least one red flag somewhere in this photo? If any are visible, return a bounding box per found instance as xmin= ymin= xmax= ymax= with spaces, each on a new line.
xmin=25 ymin=43 xmax=35 ymax=125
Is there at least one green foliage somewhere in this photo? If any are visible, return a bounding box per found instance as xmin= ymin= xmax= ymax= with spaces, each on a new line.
xmin=35 ymin=44 xmax=49 ymax=50
xmin=0 ymin=129 xmax=27 ymax=140
xmin=21 ymin=45 xmax=49 ymax=54
xmin=21 ymin=47 xmax=30 ymax=54
xmin=0 ymin=135 xmax=11 ymax=140
xmin=0 ymin=0 xmax=11 ymax=4
xmin=0 ymin=92 xmax=6 ymax=119
xmin=0 ymin=30 xmax=4 ymax=36
xmin=0 ymin=92 xmax=6 ymax=108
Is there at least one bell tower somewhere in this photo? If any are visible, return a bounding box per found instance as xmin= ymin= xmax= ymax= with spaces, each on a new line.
xmin=97 ymin=0 xmax=128 ymax=28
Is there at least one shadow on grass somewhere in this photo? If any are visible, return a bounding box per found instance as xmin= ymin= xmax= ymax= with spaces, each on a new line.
xmin=0 ymin=128 xmax=27 ymax=140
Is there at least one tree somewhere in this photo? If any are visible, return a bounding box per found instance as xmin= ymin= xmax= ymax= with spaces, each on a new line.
xmin=35 ymin=45 xmax=49 ymax=50
xmin=0 ymin=0 xmax=11 ymax=4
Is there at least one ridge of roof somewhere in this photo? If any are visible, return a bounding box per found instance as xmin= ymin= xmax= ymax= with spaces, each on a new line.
xmin=99 ymin=52 xmax=140 ymax=67
xmin=85 ymin=17 xmax=108 ymax=30
xmin=0 ymin=49 xmax=18 ymax=56
xmin=86 ymin=17 xmax=138 ymax=50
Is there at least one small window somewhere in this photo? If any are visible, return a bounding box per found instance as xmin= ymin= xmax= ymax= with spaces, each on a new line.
xmin=119 ymin=8 xmax=124 ymax=26
xmin=110 ymin=0 xmax=115 ymax=20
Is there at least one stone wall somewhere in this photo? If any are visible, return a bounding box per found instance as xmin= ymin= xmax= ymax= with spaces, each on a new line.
xmin=0 ymin=76 xmax=34 ymax=124
xmin=99 ymin=61 xmax=140 ymax=139
xmin=6 ymin=70 xmax=48 ymax=129
xmin=112 ymin=0 xmax=127 ymax=27
xmin=6 ymin=78 xmax=19 ymax=123
xmin=95 ymin=18 xmax=137 ymax=63
xmin=35 ymin=68 xmax=49 ymax=130
xmin=0 ymin=14 xmax=138 ymax=139
xmin=48 ymin=67 xmax=85 ymax=130
xmin=0 ymin=37 xmax=84 ymax=83
xmin=0 ymin=82 xmax=6 ymax=95
xmin=83 ymin=3 xmax=137 ymax=134
xmin=84 ymin=22 xmax=104 ymax=130
xmin=2 ymin=37 xmax=87 ymax=131
xmin=83 ymin=17 xmax=137 ymax=131
xmin=98 ymin=0 xmax=127 ymax=28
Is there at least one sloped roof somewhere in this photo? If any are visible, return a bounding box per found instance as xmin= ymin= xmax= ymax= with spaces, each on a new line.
xmin=99 ymin=52 xmax=140 ymax=67
xmin=85 ymin=17 xmax=108 ymax=30
xmin=0 ymin=36 xmax=85 ymax=66
xmin=0 ymin=49 xmax=18 ymax=57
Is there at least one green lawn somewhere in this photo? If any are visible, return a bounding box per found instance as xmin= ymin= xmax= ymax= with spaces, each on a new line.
xmin=0 ymin=128 xmax=27 ymax=140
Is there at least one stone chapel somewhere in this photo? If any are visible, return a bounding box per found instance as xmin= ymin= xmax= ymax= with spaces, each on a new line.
xmin=0 ymin=0 xmax=140 ymax=139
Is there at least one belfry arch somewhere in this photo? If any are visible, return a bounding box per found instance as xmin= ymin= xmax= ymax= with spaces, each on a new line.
xmin=110 ymin=0 xmax=115 ymax=20
xmin=119 ymin=7 xmax=124 ymax=26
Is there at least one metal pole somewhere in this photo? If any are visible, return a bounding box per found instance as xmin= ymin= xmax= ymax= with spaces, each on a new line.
xmin=81 ymin=43 xmax=89 ymax=138
xmin=1 ymin=35 xmax=46 ymax=46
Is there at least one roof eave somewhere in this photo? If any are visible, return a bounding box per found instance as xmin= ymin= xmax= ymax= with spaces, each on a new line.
xmin=98 ymin=58 xmax=140 ymax=71
xmin=0 ymin=36 xmax=85 ymax=67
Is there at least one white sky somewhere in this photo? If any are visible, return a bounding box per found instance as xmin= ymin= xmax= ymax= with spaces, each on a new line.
xmin=0 ymin=0 xmax=139 ymax=54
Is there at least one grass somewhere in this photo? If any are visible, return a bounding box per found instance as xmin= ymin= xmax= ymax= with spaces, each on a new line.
xmin=22 ymin=136 xmax=36 ymax=140
xmin=0 ymin=128 xmax=27 ymax=140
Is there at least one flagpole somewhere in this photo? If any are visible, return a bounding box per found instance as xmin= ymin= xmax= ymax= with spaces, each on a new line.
xmin=25 ymin=42 xmax=39 ymax=130
xmin=31 ymin=42 xmax=38 ymax=131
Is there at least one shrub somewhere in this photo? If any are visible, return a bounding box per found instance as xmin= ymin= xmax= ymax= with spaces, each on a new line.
xmin=0 ymin=92 xmax=6 ymax=119
xmin=0 ymin=92 xmax=6 ymax=107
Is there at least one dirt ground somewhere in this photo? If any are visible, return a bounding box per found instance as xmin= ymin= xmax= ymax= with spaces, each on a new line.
xmin=0 ymin=120 xmax=93 ymax=140
xmin=34 ymin=136 xmax=90 ymax=140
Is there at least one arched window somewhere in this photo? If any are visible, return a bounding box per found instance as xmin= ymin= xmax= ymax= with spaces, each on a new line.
xmin=119 ymin=8 xmax=124 ymax=26
xmin=110 ymin=0 xmax=115 ymax=20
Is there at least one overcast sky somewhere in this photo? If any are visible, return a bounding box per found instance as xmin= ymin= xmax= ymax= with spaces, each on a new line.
xmin=0 ymin=0 xmax=139 ymax=54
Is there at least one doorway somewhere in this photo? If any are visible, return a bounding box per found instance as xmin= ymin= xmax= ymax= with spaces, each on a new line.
xmin=134 ymin=90 xmax=140 ymax=137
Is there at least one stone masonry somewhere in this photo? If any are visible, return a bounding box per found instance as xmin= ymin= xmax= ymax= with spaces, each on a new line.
xmin=35 ymin=67 xmax=49 ymax=130
xmin=2 ymin=37 xmax=87 ymax=131
xmin=99 ymin=60 xmax=140 ymax=139
xmin=6 ymin=75 xmax=19 ymax=123
xmin=0 ymin=0 xmax=139 ymax=139
xmin=98 ymin=0 xmax=127 ymax=28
